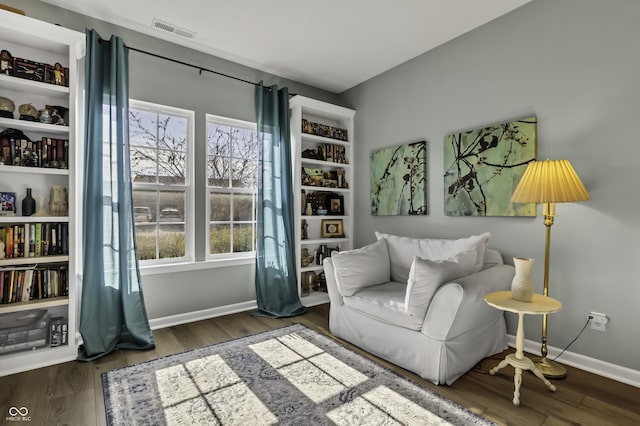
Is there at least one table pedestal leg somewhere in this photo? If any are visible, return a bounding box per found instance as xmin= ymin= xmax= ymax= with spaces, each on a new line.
xmin=530 ymin=365 xmax=557 ymax=392
xmin=489 ymin=359 xmax=509 ymax=376
xmin=513 ymin=367 xmax=523 ymax=406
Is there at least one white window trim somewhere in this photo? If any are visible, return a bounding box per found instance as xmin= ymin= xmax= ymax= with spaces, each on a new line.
xmin=130 ymin=99 xmax=195 ymax=268
xmin=205 ymin=114 xmax=258 ymax=261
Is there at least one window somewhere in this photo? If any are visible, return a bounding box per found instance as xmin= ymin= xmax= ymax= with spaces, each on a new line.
xmin=206 ymin=115 xmax=258 ymax=258
xmin=129 ymin=100 xmax=194 ymax=264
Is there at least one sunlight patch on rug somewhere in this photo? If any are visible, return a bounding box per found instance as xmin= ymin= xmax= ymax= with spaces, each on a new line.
xmin=249 ymin=333 xmax=368 ymax=403
xmin=155 ymin=354 xmax=276 ymax=425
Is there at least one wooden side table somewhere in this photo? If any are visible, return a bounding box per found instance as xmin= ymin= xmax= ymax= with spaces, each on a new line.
xmin=484 ymin=291 xmax=562 ymax=406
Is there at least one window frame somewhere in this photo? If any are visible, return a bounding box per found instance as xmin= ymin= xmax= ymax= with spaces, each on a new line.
xmin=205 ymin=114 xmax=258 ymax=262
xmin=129 ymin=99 xmax=195 ymax=268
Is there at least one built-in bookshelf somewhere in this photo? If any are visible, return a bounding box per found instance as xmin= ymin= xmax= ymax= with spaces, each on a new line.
xmin=289 ymin=96 xmax=355 ymax=306
xmin=0 ymin=10 xmax=84 ymax=376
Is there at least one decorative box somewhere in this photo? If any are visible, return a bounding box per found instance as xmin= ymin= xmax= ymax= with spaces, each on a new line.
xmin=13 ymin=57 xmax=45 ymax=82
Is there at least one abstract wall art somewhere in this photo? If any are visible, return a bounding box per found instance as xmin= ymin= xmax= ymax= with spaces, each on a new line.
xmin=370 ymin=141 xmax=427 ymax=215
xmin=444 ymin=117 xmax=537 ymax=216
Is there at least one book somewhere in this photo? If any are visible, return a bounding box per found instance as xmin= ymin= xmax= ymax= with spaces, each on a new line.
xmin=8 ymin=269 xmax=15 ymax=302
xmin=49 ymin=316 xmax=68 ymax=347
xmin=6 ymin=225 xmax=13 ymax=258
xmin=22 ymin=269 xmax=34 ymax=302
xmin=60 ymin=223 xmax=68 ymax=254
xmin=35 ymin=223 xmax=42 ymax=257
xmin=29 ymin=223 xmax=35 ymax=257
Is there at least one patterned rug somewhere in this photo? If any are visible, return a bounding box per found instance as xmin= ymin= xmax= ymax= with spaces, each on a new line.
xmin=102 ymin=324 xmax=494 ymax=425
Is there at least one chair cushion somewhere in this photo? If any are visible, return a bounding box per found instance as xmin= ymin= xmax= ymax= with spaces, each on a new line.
xmin=331 ymin=238 xmax=391 ymax=297
xmin=405 ymin=250 xmax=478 ymax=317
xmin=374 ymin=231 xmax=491 ymax=282
xmin=344 ymin=282 xmax=425 ymax=331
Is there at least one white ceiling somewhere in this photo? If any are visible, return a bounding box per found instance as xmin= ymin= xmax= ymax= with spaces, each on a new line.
xmin=41 ymin=0 xmax=532 ymax=93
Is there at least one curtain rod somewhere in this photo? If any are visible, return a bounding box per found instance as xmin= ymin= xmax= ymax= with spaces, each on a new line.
xmin=126 ymin=44 xmax=297 ymax=96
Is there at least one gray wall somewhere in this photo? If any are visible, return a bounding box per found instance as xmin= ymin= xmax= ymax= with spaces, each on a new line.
xmin=6 ymin=0 xmax=338 ymax=319
xmin=339 ymin=0 xmax=640 ymax=371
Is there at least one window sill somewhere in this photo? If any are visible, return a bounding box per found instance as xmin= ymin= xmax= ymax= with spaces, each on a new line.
xmin=139 ymin=256 xmax=255 ymax=276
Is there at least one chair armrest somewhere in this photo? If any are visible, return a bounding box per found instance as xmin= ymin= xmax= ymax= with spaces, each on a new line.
xmin=421 ymin=264 xmax=515 ymax=340
xmin=322 ymin=258 xmax=344 ymax=306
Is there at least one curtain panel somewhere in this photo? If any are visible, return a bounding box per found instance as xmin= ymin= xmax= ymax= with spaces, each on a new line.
xmin=254 ymin=83 xmax=306 ymax=318
xmin=78 ymin=30 xmax=154 ymax=361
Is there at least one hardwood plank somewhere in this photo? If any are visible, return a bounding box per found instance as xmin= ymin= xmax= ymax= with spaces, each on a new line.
xmin=45 ymin=389 xmax=95 ymax=426
xmin=579 ymin=395 xmax=640 ymax=426
xmin=1 ymin=303 xmax=639 ymax=426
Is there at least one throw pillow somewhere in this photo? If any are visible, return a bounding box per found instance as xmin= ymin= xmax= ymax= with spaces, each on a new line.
xmin=405 ymin=250 xmax=478 ymax=317
xmin=331 ymin=238 xmax=391 ymax=297
xmin=374 ymin=231 xmax=490 ymax=282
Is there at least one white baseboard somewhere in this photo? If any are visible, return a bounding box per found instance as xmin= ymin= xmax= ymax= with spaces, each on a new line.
xmin=507 ymin=335 xmax=640 ymax=388
xmin=148 ymin=300 xmax=258 ymax=330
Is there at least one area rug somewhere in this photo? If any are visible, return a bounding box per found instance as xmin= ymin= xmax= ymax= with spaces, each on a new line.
xmin=102 ymin=323 xmax=494 ymax=425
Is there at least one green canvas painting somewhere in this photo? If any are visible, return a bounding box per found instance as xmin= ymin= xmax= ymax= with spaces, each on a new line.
xmin=444 ymin=117 xmax=537 ymax=216
xmin=370 ymin=141 xmax=427 ymax=215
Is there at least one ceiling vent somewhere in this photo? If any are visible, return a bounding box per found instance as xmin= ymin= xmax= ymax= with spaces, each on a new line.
xmin=151 ymin=18 xmax=195 ymax=39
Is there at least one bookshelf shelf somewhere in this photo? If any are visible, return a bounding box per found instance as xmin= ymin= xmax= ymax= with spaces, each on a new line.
xmin=0 ymin=117 xmax=69 ymax=135
xmin=301 ymin=133 xmax=350 ymax=147
xmin=0 ymin=296 xmax=68 ymax=314
xmin=0 ymin=216 xmax=69 ymax=223
xmin=0 ymin=165 xmax=69 ymax=176
xmin=0 ymin=73 xmax=69 ymax=97
xmin=0 ymin=255 xmax=69 ymax=267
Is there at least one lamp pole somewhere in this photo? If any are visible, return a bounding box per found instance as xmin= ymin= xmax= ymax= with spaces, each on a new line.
xmin=536 ymin=202 xmax=567 ymax=378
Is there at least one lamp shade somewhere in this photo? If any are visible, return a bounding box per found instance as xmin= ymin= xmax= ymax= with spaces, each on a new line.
xmin=510 ymin=159 xmax=590 ymax=204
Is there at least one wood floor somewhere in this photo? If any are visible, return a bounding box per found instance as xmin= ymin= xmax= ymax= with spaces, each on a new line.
xmin=1 ymin=304 xmax=638 ymax=426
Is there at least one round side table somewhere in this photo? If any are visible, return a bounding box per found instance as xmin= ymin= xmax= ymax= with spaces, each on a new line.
xmin=484 ymin=291 xmax=562 ymax=406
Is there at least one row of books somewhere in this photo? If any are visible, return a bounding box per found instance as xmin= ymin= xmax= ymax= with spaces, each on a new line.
xmin=319 ymin=143 xmax=348 ymax=164
xmin=0 ymin=263 xmax=69 ymax=304
xmin=0 ymin=136 xmax=69 ymax=169
xmin=301 ymin=118 xmax=349 ymax=141
xmin=1 ymin=223 xmax=68 ymax=259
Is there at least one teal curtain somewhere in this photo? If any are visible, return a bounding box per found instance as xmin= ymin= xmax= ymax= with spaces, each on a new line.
xmin=78 ymin=30 xmax=154 ymax=361
xmin=254 ymin=83 xmax=307 ymax=317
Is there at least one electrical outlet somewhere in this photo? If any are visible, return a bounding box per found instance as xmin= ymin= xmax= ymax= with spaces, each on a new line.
xmin=588 ymin=312 xmax=608 ymax=332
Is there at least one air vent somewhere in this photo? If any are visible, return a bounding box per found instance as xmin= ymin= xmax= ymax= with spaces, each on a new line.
xmin=151 ymin=18 xmax=195 ymax=39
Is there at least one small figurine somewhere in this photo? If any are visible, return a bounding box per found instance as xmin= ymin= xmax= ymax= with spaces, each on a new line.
xmin=39 ymin=106 xmax=52 ymax=124
xmin=18 ymin=103 xmax=39 ymax=122
xmin=52 ymin=62 xmax=64 ymax=85
xmin=1 ymin=49 xmax=13 ymax=75
xmin=0 ymin=96 xmax=15 ymax=119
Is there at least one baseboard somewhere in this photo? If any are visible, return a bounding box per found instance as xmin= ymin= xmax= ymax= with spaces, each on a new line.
xmin=507 ymin=335 xmax=640 ymax=388
xmin=148 ymin=300 xmax=258 ymax=330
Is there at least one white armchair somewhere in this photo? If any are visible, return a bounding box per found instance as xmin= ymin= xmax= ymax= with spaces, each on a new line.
xmin=323 ymin=232 xmax=515 ymax=385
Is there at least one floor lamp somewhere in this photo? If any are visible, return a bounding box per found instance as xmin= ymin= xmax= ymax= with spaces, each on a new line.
xmin=510 ymin=159 xmax=590 ymax=378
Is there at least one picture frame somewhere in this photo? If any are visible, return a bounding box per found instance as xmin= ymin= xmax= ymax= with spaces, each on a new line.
xmin=0 ymin=191 xmax=17 ymax=216
xmin=321 ymin=219 xmax=344 ymax=238
xmin=328 ymin=194 xmax=344 ymax=215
